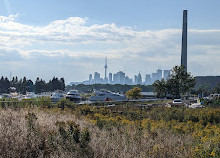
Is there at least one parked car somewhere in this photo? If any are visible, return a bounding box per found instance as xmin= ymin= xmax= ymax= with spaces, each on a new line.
xmin=173 ymin=99 xmax=182 ymax=104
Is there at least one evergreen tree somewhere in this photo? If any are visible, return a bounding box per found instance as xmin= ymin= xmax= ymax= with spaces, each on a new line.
xmin=60 ymin=78 xmax=65 ymax=91
xmin=167 ymin=65 xmax=195 ymax=98
xmin=152 ymin=65 xmax=195 ymax=98
xmin=0 ymin=76 xmax=65 ymax=94
xmin=0 ymin=77 xmax=10 ymax=93
xmin=35 ymin=77 xmax=41 ymax=93
xmin=28 ymin=80 xmax=34 ymax=92
xmin=152 ymin=78 xmax=167 ymax=98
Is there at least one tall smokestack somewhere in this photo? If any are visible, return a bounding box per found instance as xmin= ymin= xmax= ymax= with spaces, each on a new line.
xmin=181 ymin=10 xmax=187 ymax=72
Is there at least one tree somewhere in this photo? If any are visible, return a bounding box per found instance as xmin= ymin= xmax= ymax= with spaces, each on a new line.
xmin=59 ymin=78 xmax=65 ymax=91
xmin=28 ymin=80 xmax=34 ymax=92
xmin=152 ymin=65 xmax=195 ymax=98
xmin=126 ymin=87 xmax=142 ymax=99
xmin=35 ymin=77 xmax=45 ymax=94
xmin=194 ymin=84 xmax=212 ymax=97
xmin=167 ymin=65 xmax=195 ymax=98
xmin=51 ymin=77 xmax=60 ymax=91
xmin=0 ymin=77 xmax=10 ymax=93
xmin=21 ymin=77 xmax=28 ymax=93
xmin=214 ymin=82 xmax=220 ymax=93
xmin=152 ymin=78 xmax=167 ymax=98
xmin=0 ymin=76 xmax=65 ymax=94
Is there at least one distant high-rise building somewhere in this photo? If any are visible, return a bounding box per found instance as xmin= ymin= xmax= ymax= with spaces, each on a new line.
xmin=152 ymin=73 xmax=158 ymax=83
xmin=145 ymin=74 xmax=151 ymax=85
xmin=125 ymin=76 xmax=133 ymax=85
xmin=112 ymin=71 xmax=126 ymax=84
xmin=163 ymin=70 xmax=171 ymax=81
xmin=89 ymin=74 xmax=92 ymax=82
xmin=181 ymin=10 xmax=187 ymax=72
xmin=94 ymin=72 xmax=101 ymax=83
xmin=137 ymin=72 xmax=142 ymax=85
xmin=134 ymin=75 xmax=138 ymax=85
xmin=113 ymin=73 xmax=119 ymax=84
xmin=109 ymin=73 xmax=112 ymax=84
xmin=156 ymin=69 xmax=162 ymax=81
xmin=118 ymin=71 xmax=125 ymax=84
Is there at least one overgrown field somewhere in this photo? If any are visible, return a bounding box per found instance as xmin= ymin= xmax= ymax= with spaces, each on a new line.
xmin=0 ymin=100 xmax=219 ymax=158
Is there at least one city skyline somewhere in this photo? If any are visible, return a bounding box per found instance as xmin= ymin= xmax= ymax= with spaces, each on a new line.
xmin=70 ymin=58 xmax=171 ymax=85
xmin=0 ymin=1 xmax=220 ymax=84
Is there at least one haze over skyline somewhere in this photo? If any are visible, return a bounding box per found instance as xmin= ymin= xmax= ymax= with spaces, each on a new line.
xmin=0 ymin=0 xmax=220 ymax=84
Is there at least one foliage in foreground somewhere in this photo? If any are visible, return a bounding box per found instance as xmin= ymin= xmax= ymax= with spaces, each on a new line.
xmin=76 ymin=105 xmax=220 ymax=158
xmin=0 ymin=109 xmax=93 ymax=158
xmin=0 ymin=103 xmax=219 ymax=158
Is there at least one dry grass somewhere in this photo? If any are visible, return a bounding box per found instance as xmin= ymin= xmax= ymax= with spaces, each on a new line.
xmin=0 ymin=107 xmax=194 ymax=158
xmin=89 ymin=126 xmax=193 ymax=158
xmin=0 ymin=108 xmax=91 ymax=158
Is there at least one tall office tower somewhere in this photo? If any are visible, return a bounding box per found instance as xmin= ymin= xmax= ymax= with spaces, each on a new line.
xmin=163 ymin=70 xmax=171 ymax=81
xmin=134 ymin=75 xmax=138 ymax=85
xmin=113 ymin=73 xmax=119 ymax=84
xmin=152 ymin=73 xmax=158 ymax=83
xmin=94 ymin=72 xmax=100 ymax=84
xmin=137 ymin=72 xmax=142 ymax=85
xmin=104 ymin=57 xmax=108 ymax=82
xmin=181 ymin=10 xmax=187 ymax=72
xmin=125 ymin=76 xmax=133 ymax=85
xmin=156 ymin=69 xmax=162 ymax=81
xmin=109 ymin=73 xmax=112 ymax=84
xmin=145 ymin=74 xmax=151 ymax=85
xmin=89 ymin=74 xmax=92 ymax=82
xmin=118 ymin=71 xmax=125 ymax=84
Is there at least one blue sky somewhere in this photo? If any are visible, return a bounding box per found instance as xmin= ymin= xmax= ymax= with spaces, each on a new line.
xmin=0 ymin=0 xmax=220 ymax=84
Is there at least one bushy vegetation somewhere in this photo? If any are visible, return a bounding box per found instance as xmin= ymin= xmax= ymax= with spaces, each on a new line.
xmin=0 ymin=108 xmax=93 ymax=158
xmin=126 ymin=87 xmax=142 ymax=99
xmin=0 ymin=101 xmax=219 ymax=157
xmin=74 ymin=105 xmax=220 ymax=158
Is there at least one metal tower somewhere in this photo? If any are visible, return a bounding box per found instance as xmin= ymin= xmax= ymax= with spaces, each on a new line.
xmin=104 ymin=57 xmax=107 ymax=80
xmin=181 ymin=10 xmax=187 ymax=72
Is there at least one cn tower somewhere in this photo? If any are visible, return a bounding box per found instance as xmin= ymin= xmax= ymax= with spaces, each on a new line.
xmin=104 ymin=57 xmax=107 ymax=80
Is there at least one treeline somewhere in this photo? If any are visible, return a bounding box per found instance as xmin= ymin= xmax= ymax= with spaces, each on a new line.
xmin=66 ymin=84 xmax=153 ymax=93
xmin=0 ymin=76 xmax=65 ymax=94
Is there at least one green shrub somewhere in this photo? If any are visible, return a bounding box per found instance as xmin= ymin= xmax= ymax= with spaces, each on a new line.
xmin=35 ymin=97 xmax=53 ymax=108
xmin=56 ymin=98 xmax=73 ymax=109
xmin=80 ymin=128 xmax=90 ymax=148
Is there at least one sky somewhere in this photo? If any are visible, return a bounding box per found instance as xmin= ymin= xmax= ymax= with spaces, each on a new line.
xmin=0 ymin=0 xmax=220 ymax=84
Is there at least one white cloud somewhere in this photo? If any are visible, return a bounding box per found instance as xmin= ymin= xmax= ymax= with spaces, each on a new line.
xmin=0 ymin=14 xmax=219 ymax=82
xmin=0 ymin=13 xmax=19 ymax=22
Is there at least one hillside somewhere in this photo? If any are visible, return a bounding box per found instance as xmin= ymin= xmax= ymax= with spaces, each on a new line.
xmin=195 ymin=76 xmax=220 ymax=89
